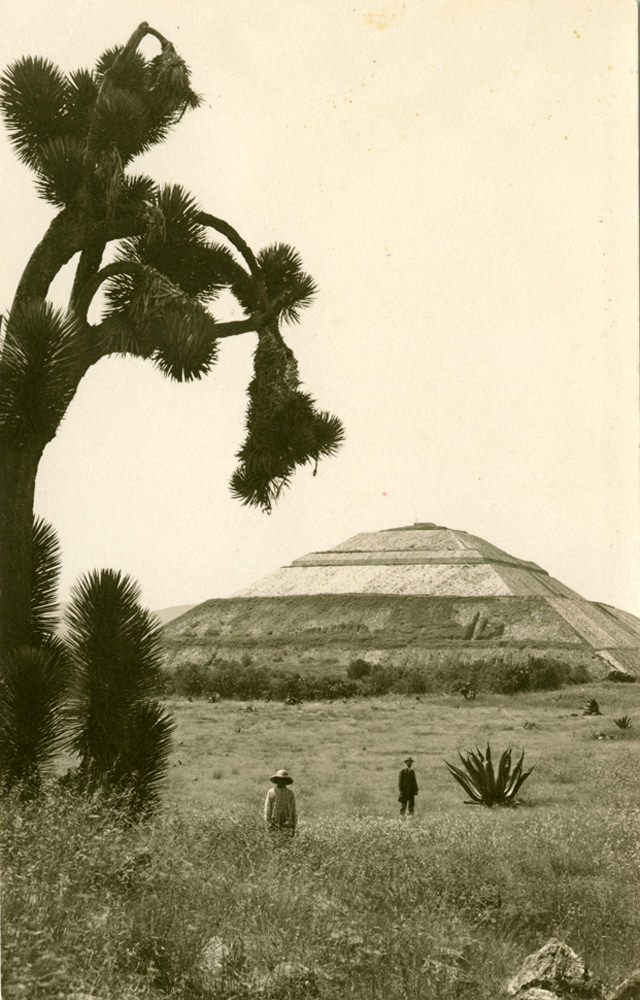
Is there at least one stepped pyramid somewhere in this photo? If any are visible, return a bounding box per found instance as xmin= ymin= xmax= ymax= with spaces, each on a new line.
xmin=163 ymin=523 xmax=640 ymax=677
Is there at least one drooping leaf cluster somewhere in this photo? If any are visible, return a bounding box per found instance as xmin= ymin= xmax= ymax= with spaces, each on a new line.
xmin=227 ymin=242 xmax=344 ymax=511
xmin=231 ymin=325 xmax=345 ymax=512
xmin=0 ymin=36 xmax=200 ymax=210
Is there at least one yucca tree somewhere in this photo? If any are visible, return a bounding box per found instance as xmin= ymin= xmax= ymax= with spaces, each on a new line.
xmin=64 ymin=568 xmax=174 ymax=811
xmin=0 ymin=22 xmax=344 ymax=654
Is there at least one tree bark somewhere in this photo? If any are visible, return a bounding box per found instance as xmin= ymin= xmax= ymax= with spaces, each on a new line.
xmin=0 ymin=443 xmax=41 ymax=653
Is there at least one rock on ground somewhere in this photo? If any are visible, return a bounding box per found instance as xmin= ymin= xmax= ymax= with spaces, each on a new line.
xmin=507 ymin=938 xmax=605 ymax=999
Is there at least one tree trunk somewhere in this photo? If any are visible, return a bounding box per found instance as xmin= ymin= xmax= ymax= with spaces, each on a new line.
xmin=0 ymin=443 xmax=41 ymax=654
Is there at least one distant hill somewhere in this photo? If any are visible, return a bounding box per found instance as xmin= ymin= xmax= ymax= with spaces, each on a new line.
xmin=154 ymin=604 xmax=195 ymax=626
xmin=58 ymin=602 xmax=195 ymax=630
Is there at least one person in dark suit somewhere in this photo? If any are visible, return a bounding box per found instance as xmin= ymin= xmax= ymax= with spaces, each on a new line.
xmin=398 ymin=756 xmax=418 ymax=816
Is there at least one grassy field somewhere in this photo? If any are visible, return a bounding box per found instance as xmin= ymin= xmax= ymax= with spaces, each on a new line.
xmin=3 ymin=681 xmax=640 ymax=999
xmin=165 ymin=681 xmax=639 ymax=817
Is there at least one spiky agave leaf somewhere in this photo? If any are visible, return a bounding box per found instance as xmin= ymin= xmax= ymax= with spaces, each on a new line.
xmin=64 ymin=569 xmax=163 ymax=776
xmin=113 ymin=700 xmax=175 ymax=814
xmin=230 ymin=326 xmax=345 ymax=511
xmin=503 ymin=749 xmax=534 ymax=799
xmin=0 ymin=640 xmax=68 ymax=796
xmin=495 ymin=745 xmax=513 ymax=794
xmin=31 ymin=517 xmax=62 ymax=641
xmin=0 ymin=56 xmax=70 ymax=169
xmin=482 ymin=742 xmax=496 ymax=801
xmin=444 ymin=761 xmax=484 ymax=803
xmin=0 ymin=300 xmax=79 ymax=446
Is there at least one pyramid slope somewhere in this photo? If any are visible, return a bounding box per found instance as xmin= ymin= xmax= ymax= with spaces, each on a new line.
xmin=236 ymin=524 xmax=566 ymax=599
xmin=164 ymin=524 xmax=640 ymax=677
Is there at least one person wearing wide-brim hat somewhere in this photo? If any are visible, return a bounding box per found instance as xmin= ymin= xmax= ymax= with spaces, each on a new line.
xmin=398 ymin=756 xmax=418 ymax=817
xmin=264 ymin=769 xmax=297 ymax=836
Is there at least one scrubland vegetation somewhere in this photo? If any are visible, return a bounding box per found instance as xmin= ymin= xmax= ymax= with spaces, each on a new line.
xmin=163 ymin=647 xmax=592 ymax=702
xmin=3 ymin=682 xmax=640 ymax=999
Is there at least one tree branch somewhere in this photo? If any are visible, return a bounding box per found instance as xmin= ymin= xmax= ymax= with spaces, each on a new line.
xmin=75 ymin=260 xmax=145 ymax=319
xmin=78 ymin=260 xmax=265 ymax=347
xmin=69 ymin=241 xmax=106 ymax=318
xmin=11 ymin=205 xmax=152 ymax=310
xmin=195 ymin=212 xmax=259 ymax=276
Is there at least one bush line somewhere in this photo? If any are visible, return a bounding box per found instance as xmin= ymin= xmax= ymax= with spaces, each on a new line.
xmin=162 ymin=650 xmax=591 ymax=701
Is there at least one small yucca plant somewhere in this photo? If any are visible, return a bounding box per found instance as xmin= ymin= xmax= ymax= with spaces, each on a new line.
xmin=614 ymin=715 xmax=632 ymax=729
xmin=445 ymin=743 xmax=534 ymax=807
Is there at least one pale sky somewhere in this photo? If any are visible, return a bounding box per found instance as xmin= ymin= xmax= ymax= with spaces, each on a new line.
xmin=1 ymin=0 xmax=638 ymax=614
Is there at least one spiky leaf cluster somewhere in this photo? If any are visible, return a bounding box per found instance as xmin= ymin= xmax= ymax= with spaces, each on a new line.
xmin=0 ymin=301 xmax=79 ymax=446
xmin=445 ymin=743 xmax=534 ymax=807
xmin=104 ymin=264 xmax=220 ymax=380
xmin=31 ymin=517 xmax=62 ymax=641
xmin=0 ymin=34 xmax=200 ymax=209
xmin=0 ymin=641 xmax=68 ymax=796
xmin=111 ymin=701 xmax=175 ymax=813
xmin=231 ymin=325 xmax=345 ymax=512
xmin=64 ymin=569 xmax=172 ymax=809
xmin=232 ymin=243 xmax=317 ymax=325
xmin=117 ymin=185 xmax=241 ymax=302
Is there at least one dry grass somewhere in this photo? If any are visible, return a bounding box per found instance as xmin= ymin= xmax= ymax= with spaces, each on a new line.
xmin=3 ymin=681 xmax=640 ymax=999
xmin=164 ymin=681 xmax=640 ymax=817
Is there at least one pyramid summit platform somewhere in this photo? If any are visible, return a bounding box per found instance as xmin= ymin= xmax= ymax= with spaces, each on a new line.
xmin=163 ymin=523 xmax=640 ymax=678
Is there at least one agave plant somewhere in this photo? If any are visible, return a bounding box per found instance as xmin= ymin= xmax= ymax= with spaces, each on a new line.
xmin=614 ymin=715 xmax=632 ymax=729
xmin=445 ymin=743 xmax=534 ymax=807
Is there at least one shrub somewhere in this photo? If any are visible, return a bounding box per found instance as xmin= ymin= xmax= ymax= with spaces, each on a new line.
xmin=347 ymin=658 xmax=372 ymax=680
xmin=164 ymin=649 xmax=592 ymax=703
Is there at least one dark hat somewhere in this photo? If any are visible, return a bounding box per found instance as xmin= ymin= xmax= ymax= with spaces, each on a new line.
xmin=270 ymin=769 xmax=293 ymax=785
xmin=404 ymin=756 xmax=414 ymax=764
